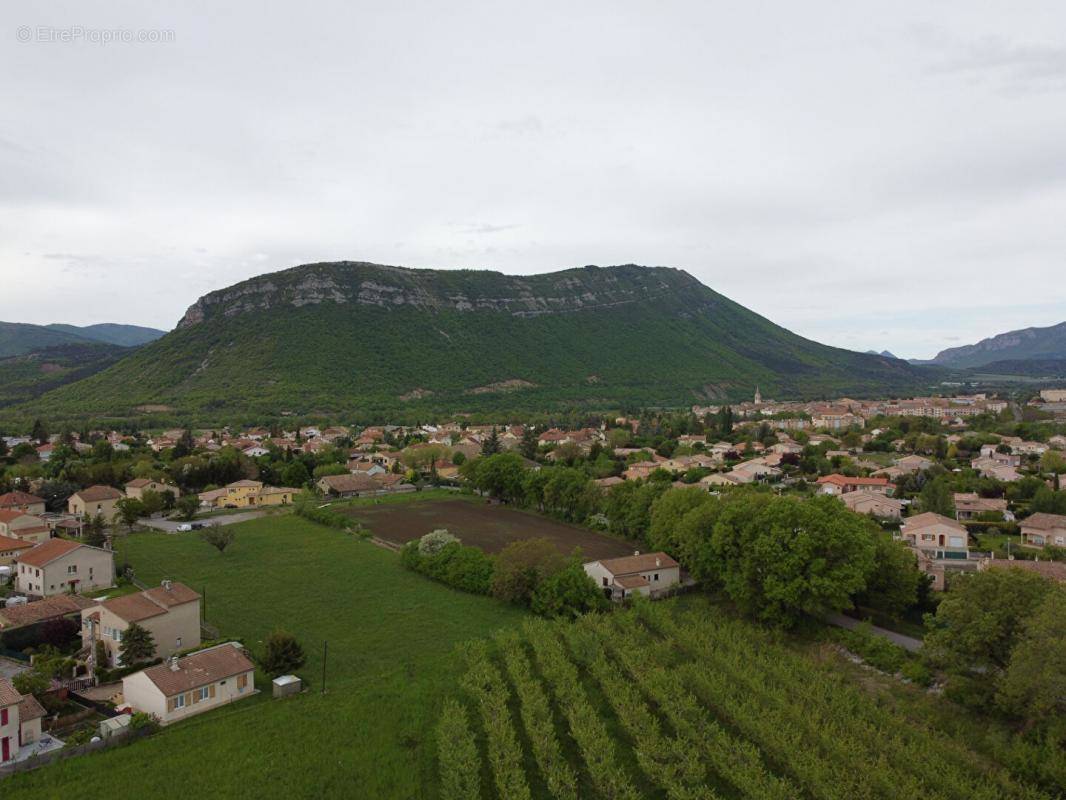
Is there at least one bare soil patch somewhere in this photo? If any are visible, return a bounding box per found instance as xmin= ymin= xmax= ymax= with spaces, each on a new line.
xmin=339 ymin=498 xmax=637 ymax=560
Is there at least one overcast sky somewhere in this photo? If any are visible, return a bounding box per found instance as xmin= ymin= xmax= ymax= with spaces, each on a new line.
xmin=2 ymin=1 xmax=1065 ymax=358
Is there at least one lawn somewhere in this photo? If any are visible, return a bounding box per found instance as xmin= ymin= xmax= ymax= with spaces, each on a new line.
xmin=5 ymin=515 xmax=526 ymax=799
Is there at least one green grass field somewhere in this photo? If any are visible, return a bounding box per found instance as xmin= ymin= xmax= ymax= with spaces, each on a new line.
xmin=5 ymin=515 xmax=526 ymax=799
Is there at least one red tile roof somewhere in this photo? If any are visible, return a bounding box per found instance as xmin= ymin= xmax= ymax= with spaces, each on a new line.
xmin=0 ymin=594 xmax=94 ymax=629
xmin=595 ymin=552 xmax=679 ymax=576
xmin=73 ymin=485 xmax=123 ymax=502
xmin=0 ymin=534 xmax=33 ymax=553
xmin=0 ymin=677 xmax=22 ymax=707
xmin=139 ymin=643 xmax=254 ymax=696
xmin=0 ymin=491 xmax=45 ymax=508
xmin=817 ymin=474 xmax=893 ymax=488
xmin=17 ymin=537 xmax=83 ymax=567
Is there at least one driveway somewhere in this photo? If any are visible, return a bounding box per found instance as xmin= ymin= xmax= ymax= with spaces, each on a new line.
xmin=0 ymin=655 xmax=30 ymax=680
xmin=826 ymin=612 xmax=923 ymax=653
xmin=140 ymin=510 xmax=270 ymax=533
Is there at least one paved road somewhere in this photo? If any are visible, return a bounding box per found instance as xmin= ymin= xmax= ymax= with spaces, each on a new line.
xmin=826 ymin=612 xmax=923 ymax=653
xmin=140 ymin=510 xmax=270 ymax=533
xmin=0 ymin=656 xmax=29 ymax=680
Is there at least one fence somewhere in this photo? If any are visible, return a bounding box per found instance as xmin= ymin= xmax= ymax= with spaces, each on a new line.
xmin=0 ymin=726 xmax=151 ymax=780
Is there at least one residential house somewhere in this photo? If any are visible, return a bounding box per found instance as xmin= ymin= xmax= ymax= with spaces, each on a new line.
xmin=894 ymin=454 xmax=933 ymax=473
xmin=970 ymin=458 xmax=1022 ymax=482
xmin=68 ymin=485 xmax=124 ymax=520
xmin=727 ymin=460 xmax=781 ymax=484
xmin=82 ymin=580 xmax=201 ymax=667
xmin=15 ymin=538 xmax=115 ymax=597
xmin=583 ymin=552 xmax=681 ymax=601
xmin=0 ymin=594 xmax=94 ymax=633
xmin=816 ymin=474 xmax=894 ymax=496
xmin=623 ymin=461 xmax=661 ymax=481
xmin=953 ymin=493 xmax=1010 ymax=521
xmin=0 ymin=491 xmax=46 ymax=516
xmin=1 ymin=677 xmax=46 ymax=763
xmin=0 ymin=511 xmax=51 ymax=544
xmin=121 ymin=642 xmax=256 ymax=725
xmin=198 ymin=481 xmax=297 ymax=509
xmin=1019 ymin=513 xmax=1066 ymax=549
xmin=900 ymin=512 xmax=970 ymax=559
xmin=840 ymin=491 xmax=903 ymax=520
xmin=316 ymin=473 xmax=379 ymax=497
xmin=0 ymin=534 xmax=33 ymax=567
xmin=977 ymin=558 xmax=1066 ymax=584
xmin=125 ymin=478 xmax=181 ymax=501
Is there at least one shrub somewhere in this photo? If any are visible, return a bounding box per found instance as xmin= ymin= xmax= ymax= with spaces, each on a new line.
xmin=401 ymin=540 xmax=494 ymax=595
xmin=530 ymin=561 xmax=609 ymax=620
xmin=129 ymin=711 xmax=161 ymax=734
xmin=900 ymin=660 xmax=933 ymax=687
xmin=260 ymin=629 xmax=305 ymax=677
xmin=418 ymin=529 xmax=459 ymax=556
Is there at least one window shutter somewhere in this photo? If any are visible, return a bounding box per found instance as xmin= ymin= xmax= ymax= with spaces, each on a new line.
xmin=185 ymin=691 xmax=193 ymax=707
xmin=167 ymin=697 xmax=175 ymax=712
xmin=209 ymin=684 xmax=216 ymax=698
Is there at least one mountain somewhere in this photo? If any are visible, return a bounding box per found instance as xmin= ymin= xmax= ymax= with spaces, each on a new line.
xmin=0 ymin=342 xmax=133 ymax=408
xmin=0 ymin=321 xmax=165 ymax=357
xmin=25 ymin=262 xmax=936 ymax=419
xmin=965 ymin=358 xmax=1066 ymax=378
xmin=45 ymin=323 xmax=166 ymax=348
xmin=929 ymin=321 xmax=1066 ymax=368
xmin=865 ymin=350 xmax=899 ymax=359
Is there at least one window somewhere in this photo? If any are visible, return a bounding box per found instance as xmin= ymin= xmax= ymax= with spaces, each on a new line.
xmin=174 ymin=694 xmax=186 ymax=709
xmin=602 ymin=577 xmax=608 ymax=587
xmin=237 ymin=673 xmax=248 ymax=692
xmin=67 ymin=564 xmax=77 ymax=574
xmin=653 ymin=573 xmax=659 ymax=582
xmin=1 ymin=708 xmax=7 ymax=725
xmin=197 ymin=686 xmax=210 ymax=702
xmin=175 ymin=637 xmax=182 ymax=649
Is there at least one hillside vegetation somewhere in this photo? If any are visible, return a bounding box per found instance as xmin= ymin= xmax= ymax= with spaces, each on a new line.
xmin=24 ymin=262 xmax=935 ymax=420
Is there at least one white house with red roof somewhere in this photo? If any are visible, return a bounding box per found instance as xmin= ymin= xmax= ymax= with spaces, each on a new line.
xmin=1 ymin=677 xmax=48 ymax=764
xmin=583 ymin=551 xmax=681 ymax=601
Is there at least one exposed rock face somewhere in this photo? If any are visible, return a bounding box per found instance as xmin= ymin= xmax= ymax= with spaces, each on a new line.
xmin=177 ymin=261 xmax=703 ymax=329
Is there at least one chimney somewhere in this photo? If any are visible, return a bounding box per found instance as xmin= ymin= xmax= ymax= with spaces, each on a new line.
xmin=162 ymin=579 xmax=172 ymax=592
xmin=169 ymin=656 xmax=180 ymax=671
xmin=655 ymin=557 xmax=661 ymax=567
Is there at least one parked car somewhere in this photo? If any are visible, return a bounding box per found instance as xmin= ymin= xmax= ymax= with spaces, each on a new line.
xmin=176 ymin=523 xmax=193 ymax=532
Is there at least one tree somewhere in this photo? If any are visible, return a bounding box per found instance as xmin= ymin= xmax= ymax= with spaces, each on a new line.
xmin=648 ymin=487 xmax=713 ymax=556
xmin=119 ymin=622 xmax=157 ymax=665
xmin=31 ymin=418 xmax=48 ymax=444
xmin=924 ymin=568 xmax=1054 ymax=695
xmin=468 ymin=452 xmax=527 ymax=503
xmin=531 ymin=561 xmax=610 ymax=619
xmin=113 ymin=497 xmax=146 ymax=532
xmin=853 ymin=534 xmax=922 ymax=619
xmin=491 ymin=538 xmax=565 ymax=605
xmin=480 ymin=427 xmax=501 ymax=457
xmin=519 ymin=426 xmax=539 ymax=460
xmin=418 ymin=529 xmax=459 ymax=555
xmin=997 ymin=587 xmax=1066 ymax=725
xmin=706 ymin=493 xmax=877 ymax=628
xmin=201 ymin=523 xmax=236 ymax=553
xmin=260 ymin=629 xmax=305 ymax=677
xmin=84 ymin=514 xmax=108 ymax=548
xmin=140 ymin=489 xmax=164 ymax=517
xmin=919 ymin=476 xmax=954 ymax=516
xmin=175 ymin=494 xmax=200 ymax=521
xmin=281 ymin=459 xmax=311 ymax=488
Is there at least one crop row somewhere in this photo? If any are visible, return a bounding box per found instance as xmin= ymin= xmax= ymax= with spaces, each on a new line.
xmin=495 ymin=631 xmax=580 ymax=800
xmin=460 ymin=641 xmax=532 ymax=800
xmin=524 ymin=619 xmax=643 ymax=800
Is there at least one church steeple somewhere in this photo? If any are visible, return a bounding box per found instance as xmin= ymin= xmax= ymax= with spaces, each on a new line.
xmin=754 ymin=386 xmax=762 ymax=405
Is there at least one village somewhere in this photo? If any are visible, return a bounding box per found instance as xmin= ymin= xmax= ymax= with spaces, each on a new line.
xmin=0 ymin=385 xmax=1064 ymax=780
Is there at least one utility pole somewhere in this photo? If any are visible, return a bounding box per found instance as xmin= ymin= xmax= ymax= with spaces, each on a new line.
xmin=321 ymin=640 xmax=328 ymax=694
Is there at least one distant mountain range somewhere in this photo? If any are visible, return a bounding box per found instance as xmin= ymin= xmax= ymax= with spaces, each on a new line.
xmin=920 ymin=321 xmax=1066 ymax=369
xmin=0 ymin=321 xmax=166 ymax=357
xmin=0 ymin=322 xmax=167 ymax=410
xmin=865 ymin=350 xmax=899 ymax=359
xmin=16 ymin=261 xmax=937 ymax=419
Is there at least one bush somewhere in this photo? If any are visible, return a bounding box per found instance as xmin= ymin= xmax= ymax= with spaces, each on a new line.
xmin=401 ymin=540 xmax=495 ymax=595
xmin=129 ymin=711 xmax=161 ymax=734
xmin=260 ymin=629 xmax=305 ymax=677
xmin=419 ymin=529 xmax=459 ymax=556
xmin=531 ymin=562 xmax=609 ymax=620
xmin=831 ymin=623 xmax=907 ymax=674
xmin=901 ymin=660 xmax=933 ymax=687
